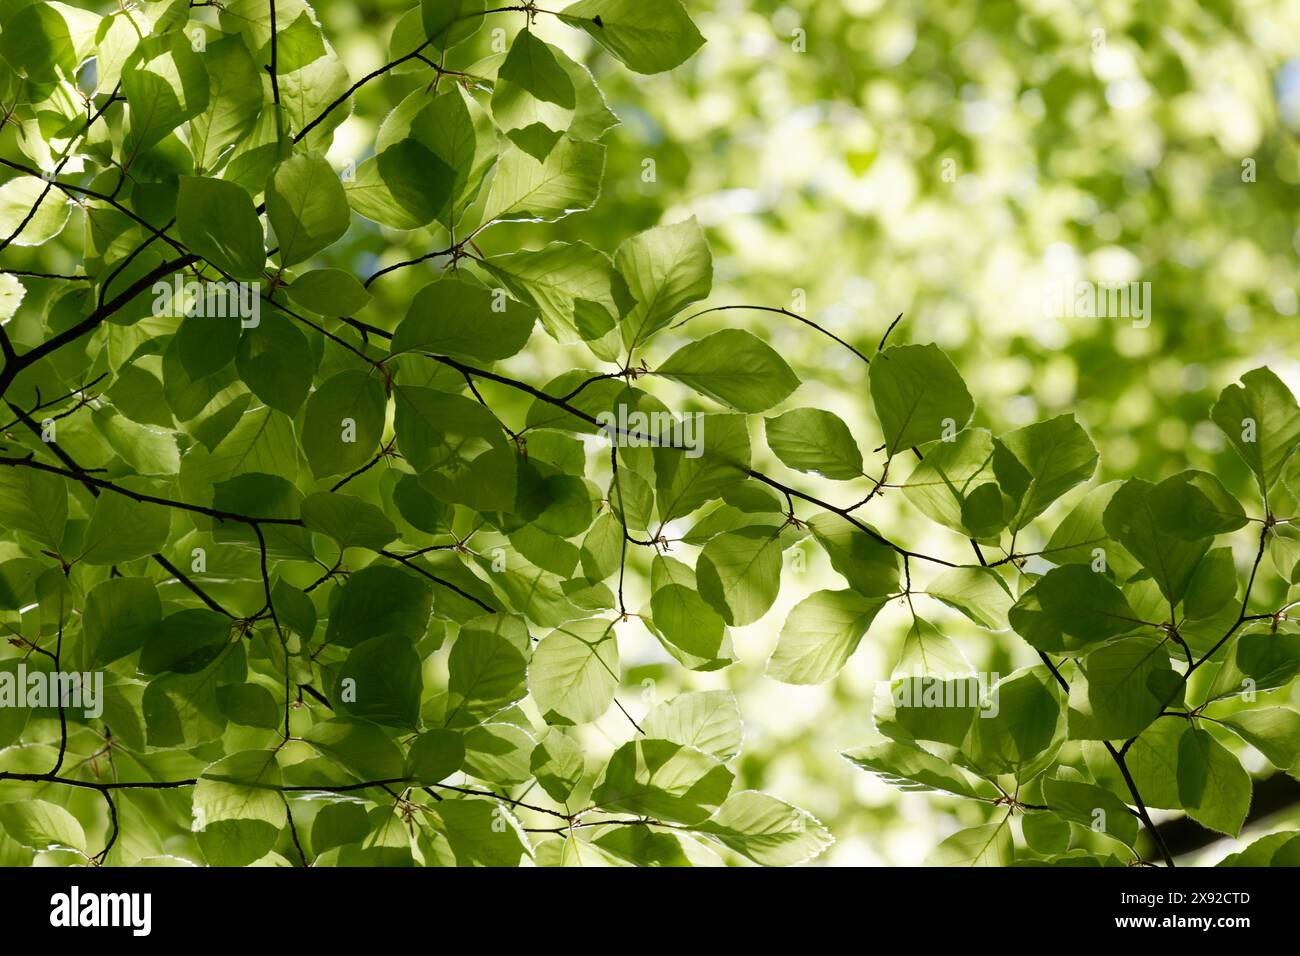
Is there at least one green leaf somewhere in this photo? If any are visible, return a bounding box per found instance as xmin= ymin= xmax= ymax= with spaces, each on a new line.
xmin=992 ymin=414 xmax=1099 ymax=532
xmin=334 ymin=635 xmax=423 ymax=729
xmin=121 ymin=33 xmax=210 ymax=155
xmin=1263 ymin=834 xmax=1300 ymax=866
xmin=210 ymin=473 xmax=313 ymax=560
xmin=647 ymin=582 xmax=729 ymax=665
xmin=962 ymin=668 xmax=1061 ymax=778
xmin=0 ymin=176 xmax=71 ymax=247
xmin=79 ymin=491 xmax=170 ymax=565
xmin=143 ymin=671 xmax=229 ymax=749
xmin=900 ymin=427 xmax=1007 ymax=539
xmin=555 ymin=45 xmax=619 ymax=141
xmin=894 ymin=615 xmax=972 ymax=677
xmin=696 ymin=791 xmax=832 ymax=866
xmin=0 ymin=800 xmax=87 ymax=855
xmin=642 ymin=690 xmax=742 ymax=761
xmin=235 ymin=308 xmax=314 ymax=415
xmin=1041 ymin=480 xmax=1128 ymax=570
xmin=393 ymin=384 xmax=508 ymax=475
xmin=1218 ymin=831 xmax=1300 ymax=867
xmin=94 ymin=408 xmax=181 ymax=476
xmin=189 ymin=34 xmax=263 ymax=174
xmin=1269 ymin=523 xmax=1300 ymax=584
xmin=842 ymin=740 xmax=997 ymax=800
xmin=266 ymin=9 xmax=328 ymax=71
xmin=139 ymin=608 xmax=231 ymax=675
xmin=0 ymin=4 xmax=76 ymax=87
xmin=302 ymin=717 xmax=406 ymax=781
xmin=492 ymin=30 xmax=576 ymax=161
xmin=874 ymin=674 xmax=979 ymax=747
xmin=445 ymin=615 xmax=530 ymax=724
xmin=311 ymin=802 xmax=369 ymax=854
xmin=79 ymin=576 xmax=162 ymax=668
xmin=302 ymin=369 xmax=387 ymax=479
xmin=176 ymin=176 xmax=266 ymax=280
xmin=434 ymin=798 xmax=530 ymax=866
xmin=542 ymin=835 xmax=622 ymax=866
xmin=767 ymin=589 xmax=889 ymax=684
xmin=764 ymin=408 xmax=864 ymax=479
xmin=217 ymin=683 xmax=281 ymax=729
xmin=0 ymin=466 xmax=67 ymax=550
xmin=107 ymin=365 xmax=172 ymax=429
xmin=1021 ymin=811 xmax=1071 ymax=855
xmin=287 ymin=268 xmax=373 ymax=316
xmin=345 ymin=139 xmax=455 ymax=229
xmin=266 ymin=153 xmax=351 ymax=266
xmin=592 ymin=739 xmax=734 ymax=824
xmin=176 ymin=310 xmax=241 ymax=381
xmin=0 ymin=560 xmax=40 ymax=613
xmin=807 ymin=512 xmax=900 ymax=597
xmin=1067 ymin=636 xmax=1182 ymax=740
xmin=1103 ymin=478 xmax=1210 ymax=607
xmin=392 ymin=277 xmax=537 ymax=362
xmin=1183 ymin=547 xmax=1239 ymax=626
xmin=1211 ymin=366 xmax=1300 ymax=503
xmin=392 ymin=473 xmax=453 ymax=535
xmin=375 ymin=86 xmax=494 ymax=229
xmin=1084 ymin=715 xmax=1183 ymax=809
xmin=1177 ymin=727 xmax=1251 ymax=837
xmin=925 ymin=565 xmax=1014 ymax=631
xmin=558 ymin=0 xmax=706 ymax=74
xmin=91 ymin=14 xmax=137 ymax=93
xmin=405 ymin=730 xmax=466 ymax=784
xmin=1041 ymin=775 xmax=1139 ymax=847
xmin=479 ymin=137 xmax=605 ymax=225
xmin=1148 ymin=469 xmax=1248 ymax=540
xmin=1008 ymin=564 xmax=1139 ymax=653
xmin=302 ymin=491 xmax=398 ymax=551
xmin=462 ymin=722 xmax=536 ymax=784
xmin=1218 ymin=707 xmax=1300 ymax=772
xmin=0 ymin=274 xmax=23 ymax=323
xmin=926 ymin=819 xmax=1014 ymax=867
xmin=421 ymin=0 xmax=484 ymax=50
xmin=588 ymin=827 xmax=692 ymax=867
xmin=193 ymin=750 xmax=285 ymax=866
xmin=696 ymin=526 xmax=783 ymax=625
xmin=1207 ymin=629 xmax=1300 ymax=701
xmin=615 ymin=217 xmax=712 ymax=348
xmin=516 ymin=460 xmax=596 ymax=537
xmin=324 ymin=565 xmax=433 ymax=649
xmin=483 ymin=241 xmax=627 ymax=343
xmin=330 ymin=806 xmax=412 ymax=866
xmin=530 ymin=730 xmax=585 ymax=803
xmin=278 ymin=50 xmax=352 ymax=151
xmin=420 ymin=450 xmax=517 ymax=516
xmin=653 ymin=413 xmax=751 ymax=522
xmin=529 ymin=618 xmax=619 ymax=725
xmin=869 ymin=343 xmax=974 ymax=457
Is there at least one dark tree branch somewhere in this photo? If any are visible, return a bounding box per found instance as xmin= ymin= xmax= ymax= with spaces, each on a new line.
xmin=0 ymin=253 xmax=199 ymax=402
xmin=294 ymin=40 xmax=434 ymax=144
xmin=1035 ymin=649 xmax=1175 ymax=867
xmin=0 ymin=84 xmax=121 ymax=252
xmin=364 ymin=245 xmax=456 ymax=288
xmin=0 ymin=269 xmax=90 ymax=281
xmin=5 ymin=403 xmax=240 ymax=617
xmin=674 ymin=304 xmax=875 ymax=366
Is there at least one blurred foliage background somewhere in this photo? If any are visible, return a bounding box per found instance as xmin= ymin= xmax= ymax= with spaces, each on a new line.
xmin=8 ymin=0 xmax=1300 ymax=863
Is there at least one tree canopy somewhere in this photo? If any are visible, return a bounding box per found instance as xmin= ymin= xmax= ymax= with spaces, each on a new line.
xmin=1 ymin=0 xmax=1299 ymax=867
